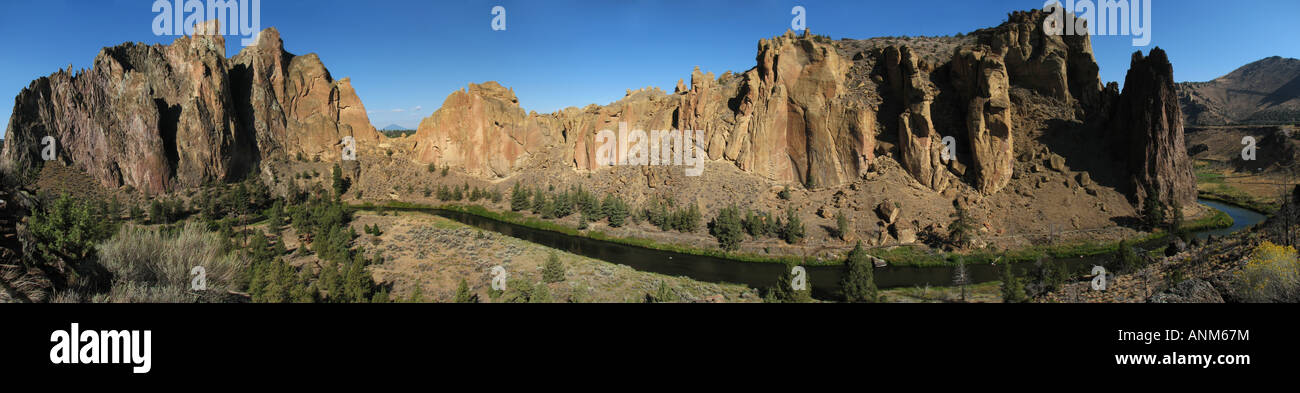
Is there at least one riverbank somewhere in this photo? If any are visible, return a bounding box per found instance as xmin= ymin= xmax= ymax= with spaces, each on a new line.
xmin=353 ymin=199 xmax=1235 ymax=269
xmin=1196 ymin=190 xmax=1277 ymax=215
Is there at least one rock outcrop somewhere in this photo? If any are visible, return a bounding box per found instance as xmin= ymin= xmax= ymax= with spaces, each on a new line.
xmin=1109 ymin=48 xmax=1197 ymax=211
xmin=728 ymin=30 xmax=874 ymax=188
xmin=230 ymin=28 xmax=379 ymax=163
xmin=410 ymin=30 xmax=876 ymax=187
xmin=884 ymin=45 xmax=949 ymax=192
xmin=1 ymin=20 xmax=242 ymax=195
xmin=412 ymin=82 xmax=550 ymax=178
xmin=0 ymin=21 xmax=378 ymax=194
xmin=951 ymin=46 xmax=1015 ymax=194
xmin=977 ymin=8 xmax=1102 ymax=111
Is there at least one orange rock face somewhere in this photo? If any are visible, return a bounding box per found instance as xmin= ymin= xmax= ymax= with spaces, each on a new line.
xmin=412 ymin=82 xmax=550 ymax=178
xmin=231 ymin=28 xmax=380 ymax=163
xmin=410 ymin=31 xmax=875 ymax=188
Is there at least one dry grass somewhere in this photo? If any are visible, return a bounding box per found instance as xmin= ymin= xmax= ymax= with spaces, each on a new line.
xmin=85 ymin=221 xmax=247 ymax=303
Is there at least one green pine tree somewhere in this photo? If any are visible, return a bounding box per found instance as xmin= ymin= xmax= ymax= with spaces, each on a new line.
xmin=542 ymin=252 xmax=565 ymax=283
xmin=453 ymin=278 xmax=479 ymax=303
xmin=840 ymin=242 xmax=879 ymax=303
xmin=1000 ymin=262 xmax=1027 ymax=303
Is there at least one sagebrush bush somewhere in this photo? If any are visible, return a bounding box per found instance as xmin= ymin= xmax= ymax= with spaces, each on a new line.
xmin=97 ymin=222 xmax=246 ymax=299
xmin=1235 ymin=241 xmax=1300 ymax=303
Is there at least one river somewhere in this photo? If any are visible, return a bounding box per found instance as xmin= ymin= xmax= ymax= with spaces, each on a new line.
xmin=409 ymin=199 xmax=1264 ymax=299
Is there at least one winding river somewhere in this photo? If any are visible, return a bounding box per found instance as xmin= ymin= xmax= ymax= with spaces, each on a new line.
xmin=409 ymin=199 xmax=1264 ymax=299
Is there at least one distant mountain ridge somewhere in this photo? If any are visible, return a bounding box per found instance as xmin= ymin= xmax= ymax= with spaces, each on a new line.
xmin=380 ymin=124 xmax=414 ymax=131
xmin=1178 ymin=56 xmax=1300 ymax=125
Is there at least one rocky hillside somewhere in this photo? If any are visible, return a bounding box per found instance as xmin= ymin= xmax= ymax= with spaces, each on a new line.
xmin=1 ymin=9 xmax=1200 ymax=245
xmin=1178 ymin=56 xmax=1300 ymax=126
xmin=406 ymin=8 xmax=1194 ymax=212
xmin=0 ymin=20 xmax=379 ymax=195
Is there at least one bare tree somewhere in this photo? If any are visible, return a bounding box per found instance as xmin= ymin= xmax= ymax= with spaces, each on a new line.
xmin=951 ymin=257 xmax=969 ymax=302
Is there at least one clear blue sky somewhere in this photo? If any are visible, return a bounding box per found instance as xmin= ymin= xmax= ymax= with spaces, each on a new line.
xmin=2 ymin=0 xmax=1298 ymax=132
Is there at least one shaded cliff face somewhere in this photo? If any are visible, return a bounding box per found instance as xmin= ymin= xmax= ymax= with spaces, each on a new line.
xmin=1110 ymin=48 xmax=1197 ymax=210
xmin=0 ymin=22 xmax=378 ymax=195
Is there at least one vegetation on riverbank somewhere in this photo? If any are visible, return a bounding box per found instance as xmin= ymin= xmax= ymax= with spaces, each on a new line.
xmin=1195 ymin=161 xmax=1281 ymax=214
xmin=355 ymin=199 xmax=1236 ymax=269
xmin=1197 ymin=190 xmax=1277 ymax=214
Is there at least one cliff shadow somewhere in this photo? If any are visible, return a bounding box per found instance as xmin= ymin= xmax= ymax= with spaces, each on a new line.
xmin=226 ymin=63 xmax=263 ymax=181
xmin=1035 ymin=117 xmax=1131 ymax=194
xmin=154 ymin=99 xmax=181 ymax=180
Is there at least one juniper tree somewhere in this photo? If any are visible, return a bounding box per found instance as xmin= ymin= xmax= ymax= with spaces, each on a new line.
xmin=765 ymin=264 xmax=813 ymax=303
xmin=1142 ymin=193 xmax=1166 ymax=231
xmin=1000 ymin=262 xmax=1027 ymax=303
xmin=708 ymin=204 xmax=745 ymax=251
xmin=453 ymin=278 xmax=478 ymax=303
xmin=840 ymin=242 xmax=879 ymax=303
xmin=542 ymin=252 xmax=565 ymax=283
xmin=835 ymin=210 xmax=851 ymax=241
xmin=780 ymin=208 xmax=805 ymax=244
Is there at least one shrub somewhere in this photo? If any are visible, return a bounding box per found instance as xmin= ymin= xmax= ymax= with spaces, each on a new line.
xmin=1235 ymin=241 xmax=1300 ymax=302
xmin=96 ymin=222 xmax=247 ymax=301
xmin=30 ymin=194 xmax=119 ymax=263
xmin=542 ymin=252 xmax=565 ymax=283
xmin=645 ymin=281 xmax=679 ymax=303
xmin=1114 ymin=239 xmax=1143 ymax=273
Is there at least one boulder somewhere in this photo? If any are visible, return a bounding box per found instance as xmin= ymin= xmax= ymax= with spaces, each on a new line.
xmin=876 ymin=200 xmax=900 ymax=224
xmin=1048 ymin=154 xmax=1067 ymax=172
xmin=1148 ymin=278 xmax=1225 ymax=303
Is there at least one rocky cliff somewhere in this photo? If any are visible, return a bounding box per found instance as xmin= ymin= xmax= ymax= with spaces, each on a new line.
xmin=1109 ymin=48 xmax=1197 ymax=211
xmin=0 ymin=21 xmax=378 ymax=195
xmin=1 ymin=9 xmax=1198 ymax=216
xmin=405 ymin=10 xmax=1119 ymax=199
xmin=412 ymin=82 xmax=549 ymax=178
